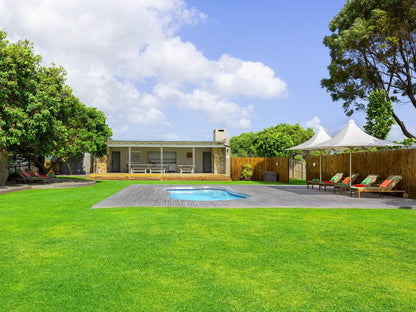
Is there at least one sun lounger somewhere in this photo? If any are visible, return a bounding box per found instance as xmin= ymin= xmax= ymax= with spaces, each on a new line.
xmin=15 ymin=170 xmax=45 ymax=184
xmin=336 ymin=174 xmax=379 ymax=195
xmin=331 ymin=173 xmax=363 ymax=194
xmin=350 ymin=175 xmax=407 ymax=198
xmin=318 ymin=173 xmax=344 ymax=191
xmin=306 ymin=178 xmax=320 ymax=189
xmin=30 ymin=170 xmax=57 ymax=182
xmin=330 ymin=173 xmax=360 ymax=193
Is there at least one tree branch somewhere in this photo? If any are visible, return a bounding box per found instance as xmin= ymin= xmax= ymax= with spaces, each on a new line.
xmin=392 ymin=111 xmax=416 ymax=139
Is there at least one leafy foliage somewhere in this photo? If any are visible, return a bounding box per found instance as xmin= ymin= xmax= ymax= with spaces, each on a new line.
xmin=0 ymin=31 xmax=112 ymax=174
xmin=231 ymin=124 xmax=314 ymax=157
xmin=240 ymin=163 xmax=253 ymax=181
xmin=364 ymin=89 xmax=395 ymax=139
xmin=230 ymin=132 xmax=257 ymax=157
xmin=321 ymin=0 xmax=416 ymax=139
xmin=255 ymin=124 xmax=314 ymax=157
xmin=398 ymin=137 xmax=416 ymax=146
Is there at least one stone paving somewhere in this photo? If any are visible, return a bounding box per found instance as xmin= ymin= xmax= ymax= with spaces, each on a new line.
xmin=92 ymin=184 xmax=416 ymax=209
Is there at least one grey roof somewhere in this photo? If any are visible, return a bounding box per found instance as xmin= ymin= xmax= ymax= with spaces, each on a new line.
xmin=107 ymin=140 xmax=226 ymax=148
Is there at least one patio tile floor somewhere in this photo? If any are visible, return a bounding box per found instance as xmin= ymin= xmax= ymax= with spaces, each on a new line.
xmin=92 ymin=185 xmax=416 ymax=209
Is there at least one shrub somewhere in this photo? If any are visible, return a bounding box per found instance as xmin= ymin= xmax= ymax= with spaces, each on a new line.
xmin=240 ymin=164 xmax=253 ymax=181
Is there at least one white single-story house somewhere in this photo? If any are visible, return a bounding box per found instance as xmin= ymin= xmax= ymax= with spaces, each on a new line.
xmin=94 ymin=129 xmax=231 ymax=177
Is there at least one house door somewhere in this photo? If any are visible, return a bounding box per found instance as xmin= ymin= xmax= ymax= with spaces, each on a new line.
xmin=203 ymin=152 xmax=212 ymax=173
xmin=111 ymin=151 xmax=120 ymax=172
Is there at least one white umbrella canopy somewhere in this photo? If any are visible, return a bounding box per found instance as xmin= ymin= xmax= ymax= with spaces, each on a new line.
xmin=286 ymin=126 xmax=332 ymax=182
xmin=286 ymin=126 xmax=332 ymax=151
xmin=313 ymin=120 xmax=402 ymax=150
xmin=313 ymin=120 xmax=403 ymax=186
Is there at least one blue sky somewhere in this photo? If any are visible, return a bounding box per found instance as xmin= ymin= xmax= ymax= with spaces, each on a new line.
xmin=1 ymin=0 xmax=415 ymax=141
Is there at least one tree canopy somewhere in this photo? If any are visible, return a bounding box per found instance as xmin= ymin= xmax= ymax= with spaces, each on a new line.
xmin=230 ymin=132 xmax=257 ymax=157
xmin=321 ymin=0 xmax=416 ymax=139
xmin=0 ymin=31 xmax=112 ymax=177
xmin=230 ymin=124 xmax=314 ymax=157
xmin=364 ymin=89 xmax=395 ymax=139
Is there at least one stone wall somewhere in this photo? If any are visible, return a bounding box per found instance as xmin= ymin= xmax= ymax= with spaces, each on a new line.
xmin=95 ymin=155 xmax=108 ymax=174
xmin=212 ymin=148 xmax=225 ymax=174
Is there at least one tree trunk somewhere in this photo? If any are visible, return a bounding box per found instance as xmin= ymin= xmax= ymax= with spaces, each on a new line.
xmin=65 ymin=160 xmax=72 ymax=175
xmin=392 ymin=111 xmax=416 ymax=139
xmin=33 ymin=156 xmax=47 ymax=174
xmin=0 ymin=148 xmax=9 ymax=186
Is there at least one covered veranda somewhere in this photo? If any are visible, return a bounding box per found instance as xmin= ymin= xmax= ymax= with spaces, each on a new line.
xmin=92 ymin=139 xmax=231 ymax=179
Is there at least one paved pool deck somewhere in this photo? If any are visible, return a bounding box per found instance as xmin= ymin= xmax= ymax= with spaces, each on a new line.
xmin=92 ymin=184 xmax=416 ymax=209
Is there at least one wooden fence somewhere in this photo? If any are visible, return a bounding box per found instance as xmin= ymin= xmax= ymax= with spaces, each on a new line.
xmin=231 ymin=157 xmax=289 ymax=183
xmin=306 ymin=149 xmax=416 ymax=199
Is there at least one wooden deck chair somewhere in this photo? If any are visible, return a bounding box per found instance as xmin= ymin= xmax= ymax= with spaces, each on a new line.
xmin=350 ymin=175 xmax=407 ymax=198
xmin=306 ymin=178 xmax=320 ymax=189
xmin=30 ymin=170 xmax=57 ymax=183
xmin=332 ymin=173 xmax=360 ymax=193
xmin=318 ymin=173 xmax=344 ymax=191
xmin=343 ymin=174 xmax=379 ymax=196
xmin=15 ymin=170 xmax=43 ymax=183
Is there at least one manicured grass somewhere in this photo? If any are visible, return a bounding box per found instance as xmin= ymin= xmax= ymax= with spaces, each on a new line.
xmin=289 ymin=178 xmax=306 ymax=185
xmin=0 ymin=180 xmax=415 ymax=311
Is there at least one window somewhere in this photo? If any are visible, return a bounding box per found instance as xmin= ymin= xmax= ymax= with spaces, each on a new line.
xmin=147 ymin=151 xmax=176 ymax=164
xmin=128 ymin=151 xmax=141 ymax=163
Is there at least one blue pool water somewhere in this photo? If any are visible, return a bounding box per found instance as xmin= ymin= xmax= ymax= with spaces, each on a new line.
xmin=167 ymin=188 xmax=248 ymax=201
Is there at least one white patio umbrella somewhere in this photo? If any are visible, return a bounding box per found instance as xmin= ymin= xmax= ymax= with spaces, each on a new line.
xmin=286 ymin=126 xmax=332 ymax=182
xmin=313 ymin=120 xmax=403 ymax=187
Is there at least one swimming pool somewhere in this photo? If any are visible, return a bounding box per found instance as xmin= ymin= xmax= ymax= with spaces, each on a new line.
xmin=166 ymin=188 xmax=249 ymax=201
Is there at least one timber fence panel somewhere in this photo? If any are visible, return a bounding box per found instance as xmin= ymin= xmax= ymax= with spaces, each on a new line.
xmin=306 ymin=149 xmax=416 ymax=199
xmin=307 ymin=156 xmax=320 ymax=181
xmin=266 ymin=157 xmax=289 ymax=183
xmin=231 ymin=157 xmax=289 ymax=183
xmin=230 ymin=158 xmax=263 ymax=181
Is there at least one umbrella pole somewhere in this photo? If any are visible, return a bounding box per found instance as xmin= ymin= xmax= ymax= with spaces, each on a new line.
xmin=349 ymin=149 xmax=352 ymax=187
xmin=319 ymin=151 xmax=322 ymax=182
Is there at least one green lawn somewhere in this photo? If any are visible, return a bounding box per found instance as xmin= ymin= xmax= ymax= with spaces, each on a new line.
xmin=0 ymin=180 xmax=415 ymax=311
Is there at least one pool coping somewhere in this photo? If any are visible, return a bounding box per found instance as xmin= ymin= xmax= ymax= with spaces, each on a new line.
xmin=92 ymin=184 xmax=416 ymax=209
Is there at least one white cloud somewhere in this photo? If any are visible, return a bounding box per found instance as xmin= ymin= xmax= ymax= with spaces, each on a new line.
xmin=212 ymin=54 xmax=288 ymax=99
xmin=129 ymin=37 xmax=217 ymax=83
xmin=163 ymin=133 xmax=191 ymax=141
xmin=304 ymin=116 xmax=322 ymax=131
xmin=0 ymin=0 xmax=288 ymax=138
xmin=154 ymin=84 xmax=254 ymax=128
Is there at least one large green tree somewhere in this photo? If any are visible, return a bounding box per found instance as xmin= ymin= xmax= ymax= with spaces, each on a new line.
xmin=0 ymin=31 xmax=112 ymax=183
xmin=255 ymin=124 xmax=314 ymax=157
xmin=230 ymin=132 xmax=257 ymax=157
xmin=230 ymin=124 xmax=314 ymax=158
xmin=322 ymin=0 xmax=416 ymax=139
